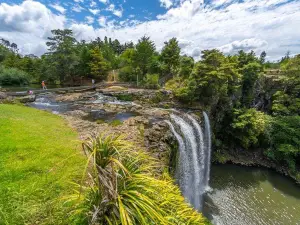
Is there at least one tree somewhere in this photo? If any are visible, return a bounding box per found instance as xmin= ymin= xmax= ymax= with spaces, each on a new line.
xmin=231 ymin=108 xmax=268 ymax=149
xmin=161 ymin=38 xmax=180 ymax=76
xmin=88 ymin=47 xmax=111 ymax=81
xmin=179 ymin=55 xmax=194 ymax=78
xmin=259 ymin=51 xmax=267 ymax=64
xmin=46 ymin=29 xmax=78 ymax=83
xmin=133 ymin=36 xmax=155 ymax=76
xmin=240 ymin=62 xmax=262 ymax=107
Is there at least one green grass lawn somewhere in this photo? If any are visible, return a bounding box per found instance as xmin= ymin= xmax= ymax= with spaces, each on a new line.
xmin=0 ymin=104 xmax=86 ymax=225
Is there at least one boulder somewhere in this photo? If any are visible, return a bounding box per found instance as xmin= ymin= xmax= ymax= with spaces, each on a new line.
xmin=0 ymin=92 xmax=7 ymax=100
xmin=18 ymin=95 xmax=36 ymax=103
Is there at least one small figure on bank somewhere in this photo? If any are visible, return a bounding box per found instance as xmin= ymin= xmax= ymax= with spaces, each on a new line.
xmin=92 ymin=79 xmax=95 ymax=88
xmin=28 ymin=90 xmax=33 ymax=95
xmin=42 ymin=81 xmax=47 ymax=90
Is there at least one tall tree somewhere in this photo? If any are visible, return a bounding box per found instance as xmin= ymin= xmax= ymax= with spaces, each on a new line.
xmin=46 ymin=29 xmax=78 ymax=83
xmin=133 ymin=36 xmax=155 ymax=75
xmin=88 ymin=47 xmax=111 ymax=81
xmin=161 ymin=38 xmax=180 ymax=76
xmin=179 ymin=55 xmax=194 ymax=78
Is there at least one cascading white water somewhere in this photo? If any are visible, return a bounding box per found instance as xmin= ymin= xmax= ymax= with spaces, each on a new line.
xmin=203 ymin=112 xmax=212 ymax=189
xmin=166 ymin=112 xmax=212 ymax=211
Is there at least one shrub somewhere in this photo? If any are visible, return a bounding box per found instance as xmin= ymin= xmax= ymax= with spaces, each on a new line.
xmin=109 ymin=119 xmax=123 ymax=126
xmin=80 ymin=134 xmax=208 ymax=225
xmin=230 ymin=108 xmax=269 ymax=149
xmin=0 ymin=66 xmax=30 ymax=85
xmin=265 ymin=116 xmax=300 ymax=171
xmin=142 ymin=73 xmax=160 ymax=89
xmin=119 ymin=66 xmax=135 ymax=82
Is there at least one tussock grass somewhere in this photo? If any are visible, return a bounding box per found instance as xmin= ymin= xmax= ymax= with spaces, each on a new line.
xmin=80 ymin=134 xmax=209 ymax=225
xmin=0 ymin=104 xmax=86 ymax=224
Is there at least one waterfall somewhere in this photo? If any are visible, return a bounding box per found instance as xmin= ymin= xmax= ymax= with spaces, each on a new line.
xmin=203 ymin=112 xmax=212 ymax=189
xmin=166 ymin=112 xmax=212 ymax=211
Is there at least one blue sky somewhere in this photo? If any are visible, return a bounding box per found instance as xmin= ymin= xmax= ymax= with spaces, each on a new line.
xmin=0 ymin=0 xmax=300 ymax=60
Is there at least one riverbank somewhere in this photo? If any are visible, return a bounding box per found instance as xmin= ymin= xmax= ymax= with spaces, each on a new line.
xmin=0 ymin=104 xmax=86 ymax=224
xmin=213 ymin=149 xmax=300 ymax=184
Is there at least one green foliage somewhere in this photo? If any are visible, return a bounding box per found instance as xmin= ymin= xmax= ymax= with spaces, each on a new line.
xmin=81 ymin=134 xmax=208 ymax=225
xmin=133 ymin=36 xmax=156 ymax=75
xmin=109 ymin=119 xmax=123 ymax=126
xmin=88 ymin=46 xmax=111 ymax=81
xmin=272 ymin=91 xmax=300 ymax=116
xmin=179 ymin=55 xmax=194 ymax=78
xmin=0 ymin=66 xmax=30 ymax=85
xmin=240 ymin=62 xmax=262 ymax=107
xmin=119 ymin=65 xmax=135 ymax=82
xmin=161 ymin=38 xmax=180 ymax=75
xmin=46 ymin=29 xmax=79 ymax=83
xmin=231 ymin=108 xmax=269 ymax=149
xmin=0 ymin=104 xmax=86 ymax=224
xmin=189 ymin=49 xmax=241 ymax=105
xmin=142 ymin=73 xmax=160 ymax=89
xmin=266 ymin=116 xmax=300 ymax=171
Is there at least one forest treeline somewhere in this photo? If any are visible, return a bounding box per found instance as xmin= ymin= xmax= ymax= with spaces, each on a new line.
xmin=0 ymin=29 xmax=299 ymax=179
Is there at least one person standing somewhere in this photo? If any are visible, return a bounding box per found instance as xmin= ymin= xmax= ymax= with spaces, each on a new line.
xmin=42 ymin=81 xmax=47 ymax=90
xmin=92 ymin=79 xmax=95 ymax=88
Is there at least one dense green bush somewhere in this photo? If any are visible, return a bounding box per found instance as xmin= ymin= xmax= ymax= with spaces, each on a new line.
xmin=266 ymin=116 xmax=300 ymax=171
xmin=118 ymin=65 xmax=136 ymax=82
xmin=0 ymin=66 xmax=30 ymax=85
xmin=230 ymin=108 xmax=269 ymax=149
xmin=142 ymin=73 xmax=160 ymax=89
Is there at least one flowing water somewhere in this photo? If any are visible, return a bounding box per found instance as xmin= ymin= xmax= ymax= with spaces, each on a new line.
xmin=166 ymin=112 xmax=211 ymax=211
xmin=203 ymin=164 xmax=300 ymax=225
xmin=167 ymin=112 xmax=300 ymax=225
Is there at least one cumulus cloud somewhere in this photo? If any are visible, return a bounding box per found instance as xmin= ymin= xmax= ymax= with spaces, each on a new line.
xmin=98 ymin=16 xmax=107 ymax=27
xmin=72 ymin=4 xmax=85 ymax=12
xmin=85 ymin=16 xmax=95 ymax=24
xmin=49 ymin=3 xmax=66 ymax=14
xmin=1 ymin=0 xmax=300 ymax=60
xmin=160 ymin=0 xmax=173 ymax=9
xmin=90 ymin=0 xmax=97 ymax=7
xmin=218 ymin=38 xmax=268 ymax=54
xmin=89 ymin=8 xmax=100 ymax=15
xmin=106 ymin=4 xmax=123 ymax=17
xmin=99 ymin=0 xmax=109 ymax=4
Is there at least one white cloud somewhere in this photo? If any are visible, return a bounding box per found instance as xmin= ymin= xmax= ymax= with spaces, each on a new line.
xmin=160 ymin=0 xmax=173 ymax=9
xmin=106 ymin=4 xmax=123 ymax=17
xmin=74 ymin=0 xmax=85 ymax=2
xmin=89 ymin=8 xmax=100 ymax=15
xmin=49 ymin=3 xmax=66 ymax=14
xmin=98 ymin=16 xmax=107 ymax=27
xmin=218 ymin=38 xmax=268 ymax=54
xmin=0 ymin=0 xmax=65 ymax=55
xmin=90 ymin=0 xmax=97 ymax=7
xmin=113 ymin=9 xmax=123 ymax=17
xmin=72 ymin=4 xmax=85 ymax=12
xmin=85 ymin=16 xmax=95 ymax=24
xmin=1 ymin=0 xmax=300 ymax=60
xmin=99 ymin=0 xmax=109 ymax=4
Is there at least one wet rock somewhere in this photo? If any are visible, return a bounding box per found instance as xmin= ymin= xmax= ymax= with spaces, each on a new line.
xmin=18 ymin=95 xmax=36 ymax=103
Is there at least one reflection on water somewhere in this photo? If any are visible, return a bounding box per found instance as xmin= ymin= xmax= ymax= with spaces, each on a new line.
xmin=203 ymin=164 xmax=300 ymax=225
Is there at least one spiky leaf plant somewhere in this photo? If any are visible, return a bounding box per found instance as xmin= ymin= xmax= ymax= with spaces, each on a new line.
xmin=81 ymin=134 xmax=208 ymax=225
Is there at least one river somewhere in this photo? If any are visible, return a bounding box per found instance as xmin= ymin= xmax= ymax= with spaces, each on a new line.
xmin=203 ymin=164 xmax=300 ymax=225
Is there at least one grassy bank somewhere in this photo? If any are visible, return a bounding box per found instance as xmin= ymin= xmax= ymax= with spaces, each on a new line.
xmin=0 ymin=104 xmax=86 ymax=224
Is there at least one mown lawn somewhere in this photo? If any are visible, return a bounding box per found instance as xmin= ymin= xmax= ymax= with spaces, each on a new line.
xmin=0 ymin=104 xmax=86 ymax=224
